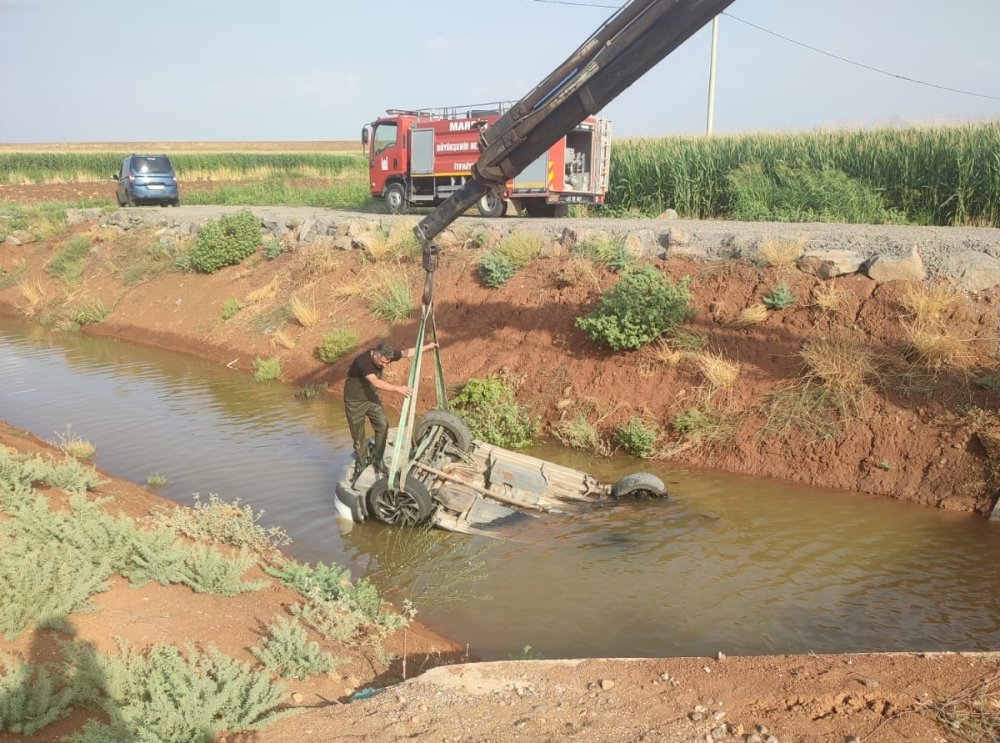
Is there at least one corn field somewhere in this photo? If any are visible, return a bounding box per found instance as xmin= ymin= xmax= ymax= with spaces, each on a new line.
xmin=607 ymin=123 xmax=1000 ymax=226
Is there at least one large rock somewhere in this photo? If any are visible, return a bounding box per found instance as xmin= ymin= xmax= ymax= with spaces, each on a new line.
xmin=260 ymin=213 xmax=287 ymax=239
xmin=864 ymin=246 xmax=925 ymax=283
xmin=797 ymin=249 xmax=864 ymax=278
xmin=946 ymin=250 xmax=1000 ymax=292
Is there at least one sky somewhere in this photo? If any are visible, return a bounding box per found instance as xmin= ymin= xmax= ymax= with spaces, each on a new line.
xmin=0 ymin=0 xmax=997 ymax=143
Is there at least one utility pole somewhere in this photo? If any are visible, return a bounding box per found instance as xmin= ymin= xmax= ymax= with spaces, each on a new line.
xmin=706 ymin=15 xmax=719 ymax=136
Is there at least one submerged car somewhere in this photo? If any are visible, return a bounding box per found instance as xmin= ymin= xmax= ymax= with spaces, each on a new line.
xmin=334 ymin=410 xmax=667 ymax=535
xmin=114 ymin=154 xmax=179 ymax=207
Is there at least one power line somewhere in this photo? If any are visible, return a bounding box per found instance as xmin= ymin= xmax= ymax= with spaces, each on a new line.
xmin=530 ymin=0 xmax=1000 ymax=101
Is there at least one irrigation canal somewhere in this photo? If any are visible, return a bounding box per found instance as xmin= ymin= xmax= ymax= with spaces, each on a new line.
xmin=1 ymin=318 xmax=999 ymax=660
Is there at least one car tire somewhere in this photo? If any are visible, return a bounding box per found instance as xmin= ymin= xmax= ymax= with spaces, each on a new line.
xmin=611 ymin=472 xmax=667 ymax=500
xmin=384 ymin=182 xmax=407 ymax=215
xmin=366 ymin=475 xmax=434 ymax=525
xmin=414 ymin=410 xmax=473 ymax=453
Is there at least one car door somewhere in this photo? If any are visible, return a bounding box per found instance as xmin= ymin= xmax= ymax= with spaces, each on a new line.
xmin=116 ymin=158 xmax=129 ymax=204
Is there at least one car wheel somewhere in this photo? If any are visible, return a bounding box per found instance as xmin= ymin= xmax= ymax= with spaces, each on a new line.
xmin=611 ymin=472 xmax=667 ymax=500
xmin=126 ymin=193 xmax=135 ymax=207
xmin=384 ymin=182 xmax=407 ymax=215
xmin=366 ymin=475 xmax=433 ymax=525
xmin=476 ymin=191 xmax=507 ymax=218
xmin=414 ymin=410 xmax=473 ymax=453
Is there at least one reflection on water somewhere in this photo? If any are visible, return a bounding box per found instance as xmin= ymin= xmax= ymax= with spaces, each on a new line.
xmin=2 ymin=319 xmax=999 ymax=661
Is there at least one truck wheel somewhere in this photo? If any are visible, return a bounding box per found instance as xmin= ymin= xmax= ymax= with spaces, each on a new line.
xmin=367 ymin=475 xmax=433 ymax=525
xmin=414 ymin=410 xmax=473 ymax=453
xmin=477 ymin=191 xmax=507 ymax=218
xmin=385 ymin=183 xmax=407 ymax=215
xmin=611 ymin=472 xmax=667 ymax=500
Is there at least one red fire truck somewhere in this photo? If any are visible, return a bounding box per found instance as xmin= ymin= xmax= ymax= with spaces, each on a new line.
xmin=362 ymin=104 xmax=612 ymax=218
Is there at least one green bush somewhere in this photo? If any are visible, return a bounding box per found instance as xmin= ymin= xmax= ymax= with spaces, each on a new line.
xmin=317 ymin=328 xmax=358 ymax=363
xmin=0 ymin=654 xmax=75 ymax=735
xmin=262 ymin=238 xmax=285 ymax=260
xmin=615 ymin=416 xmax=658 ymax=458
xmin=450 ymin=376 xmax=538 ymax=449
xmin=576 ymin=266 xmax=694 ymax=350
xmin=46 ymin=236 xmax=91 ymax=284
xmin=762 ymin=282 xmax=797 ymax=310
xmin=251 ymin=617 xmax=339 ymax=679
xmin=188 ymin=211 xmax=261 ymax=274
xmin=573 ymin=234 xmax=634 ymax=272
xmin=478 ymin=250 xmax=516 ymax=288
xmin=221 ymin=298 xmax=242 ymax=320
xmin=252 ymin=356 xmax=282 ymax=382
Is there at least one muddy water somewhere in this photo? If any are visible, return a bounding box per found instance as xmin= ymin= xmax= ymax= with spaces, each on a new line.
xmin=2 ymin=319 xmax=1000 ymax=661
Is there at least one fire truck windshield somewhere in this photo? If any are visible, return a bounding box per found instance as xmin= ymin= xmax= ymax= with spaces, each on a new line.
xmin=373 ymin=122 xmax=397 ymax=156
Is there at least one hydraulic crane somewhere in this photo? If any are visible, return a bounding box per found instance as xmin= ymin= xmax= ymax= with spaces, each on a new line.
xmin=385 ymin=0 xmax=736 ymax=492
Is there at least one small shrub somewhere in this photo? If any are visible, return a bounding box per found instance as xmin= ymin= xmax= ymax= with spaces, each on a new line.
xmin=251 ymin=617 xmax=339 ymax=679
xmin=904 ymin=324 xmax=973 ymax=370
xmin=576 ymin=267 xmax=695 ymax=351
xmin=147 ymin=473 xmax=168 ymax=487
xmin=50 ymin=425 xmax=96 ymax=460
xmin=497 ymin=231 xmax=543 ymax=269
xmin=615 ymin=416 xmax=658 ymax=458
xmin=553 ymin=415 xmax=610 ymax=456
xmin=252 ymin=357 xmax=282 ymax=382
xmin=262 ymin=238 xmax=285 ymax=260
xmin=0 ymin=654 xmax=76 ymax=735
xmin=296 ymin=383 xmax=326 ymax=399
xmin=189 ymin=210 xmax=262 ymax=274
xmin=762 ymin=282 xmax=796 ymax=310
xmin=179 ymin=545 xmax=267 ymax=596
xmin=46 ymin=235 xmax=91 ymax=284
xmin=573 ymin=233 xmax=634 ymax=272
xmin=810 ymin=283 xmax=844 ymax=313
xmin=365 ymin=271 xmax=413 ymax=323
xmin=317 ymin=328 xmax=358 ymax=363
xmin=450 ymin=376 xmax=538 ymax=449
xmin=221 ymin=298 xmax=242 ymax=320
xmin=478 ymin=250 xmax=516 ymax=288
xmin=154 ymin=493 xmax=291 ymax=557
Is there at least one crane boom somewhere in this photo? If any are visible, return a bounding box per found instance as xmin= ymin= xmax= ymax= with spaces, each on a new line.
xmin=413 ymin=0 xmax=735 ymax=249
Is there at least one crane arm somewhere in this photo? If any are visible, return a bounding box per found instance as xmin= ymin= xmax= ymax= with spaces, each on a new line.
xmin=413 ymin=0 xmax=736 ymax=249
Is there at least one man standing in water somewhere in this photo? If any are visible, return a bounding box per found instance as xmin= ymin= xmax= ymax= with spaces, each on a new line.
xmin=343 ymin=339 xmax=438 ymax=483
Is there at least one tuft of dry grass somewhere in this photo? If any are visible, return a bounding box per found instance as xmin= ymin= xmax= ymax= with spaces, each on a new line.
xmin=693 ymin=351 xmax=740 ymax=390
xmin=17 ymin=277 xmax=46 ymax=317
xmin=903 ymin=324 xmax=974 ymax=370
xmin=365 ymin=221 xmax=421 ymax=263
xmin=810 ymin=282 xmax=844 ymax=313
xmin=270 ymin=329 xmax=296 ymax=350
xmin=289 ymin=295 xmax=317 ymax=328
xmin=898 ymin=284 xmax=957 ymax=326
xmin=51 ymin=425 xmax=96 ymax=460
xmin=757 ymin=237 xmax=805 ymax=268
xmin=731 ymin=303 xmax=769 ymax=328
xmin=800 ymin=336 xmax=875 ymax=393
xmin=245 ymin=278 xmax=281 ymax=306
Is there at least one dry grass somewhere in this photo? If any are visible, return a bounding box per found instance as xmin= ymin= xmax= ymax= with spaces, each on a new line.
xmin=731 ymin=303 xmax=769 ymax=328
xmin=552 ymin=258 xmax=602 ymax=292
xmin=693 ymin=351 xmax=740 ymax=390
xmin=283 ymin=243 xmax=340 ymax=283
xmin=800 ymin=336 xmax=875 ymax=392
xmin=898 ymin=284 xmax=957 ymax=326
xmin=51 ymin=425 xmax=96 ymax=460
xmin=17 ymin=277 xmax=46 ymax=317
xmin=810 ymin=282 xmax=844 ymax=313
xmin=245 ymin=278 xmax=282 ymax=306
xmin=289 ymin=295 xmax=318 ymax=328
xmin=365 ymin=221 xmax=421 ymax=263
xmin=270 ymin=329 xmax=296 ymax=350
xmin=903 ymin=324 xmax=975 ymax=370
xmin=637 ymin=339 xmax=684 ymax=377
xmin=757 ymin=237 xmax=805 ymax=268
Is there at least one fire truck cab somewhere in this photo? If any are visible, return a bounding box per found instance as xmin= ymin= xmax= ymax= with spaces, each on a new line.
xmin=363 ymin=104 xmax=611 ymax=218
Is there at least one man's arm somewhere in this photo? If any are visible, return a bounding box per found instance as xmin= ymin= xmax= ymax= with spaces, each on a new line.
xmin=402 ymin=341 xmax=439 ymax=359
xmin=365 ymin=373 xmax=412 ymax=397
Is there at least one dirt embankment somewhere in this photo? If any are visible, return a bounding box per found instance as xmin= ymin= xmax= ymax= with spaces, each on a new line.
xmin=2 ymin=193 xmax=1000 ymax=741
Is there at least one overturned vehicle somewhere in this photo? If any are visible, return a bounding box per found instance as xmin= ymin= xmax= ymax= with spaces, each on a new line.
xmin=334 ymin=410 xmax=667 ymax=535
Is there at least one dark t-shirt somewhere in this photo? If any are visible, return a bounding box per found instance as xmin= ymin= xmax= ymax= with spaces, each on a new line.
xmin=344 ymin=348 xmax=402 ymax=403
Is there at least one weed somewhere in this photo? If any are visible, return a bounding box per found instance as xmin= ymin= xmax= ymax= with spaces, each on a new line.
xmin=245 ymin=277 xmax=281 ymax=306
xmin=975 ymin=376 xmax=1000 ymax=391
xmin=762 ymin=282 xmax=796 ymax=310
xmin=367 ymin=271 xmax=413 ymax=323
xmin=876 ymin=461 xmax=893 ymax=471
xmin=317 ymin=327 xmax=358 ymax=363
xmin=669 ymin=327 xmax=708 ymax=352
xmin=642 ymin=339 xmax=684 ymax=367
xmin=757 ymin=237 xmax=805 ymax=268
xmin=478 ymin=250 xmax=517 ymax=288
xmin=365 ymin=222 xmax=421 ymax=263
xmin=810 ymin=282 xmax=844 ymax=314
xmin=252 ymin=356 xmax=283 ymax=382
xmin=0 ymin=654 xmax=76 ymax=735
xmin=0 ymin=259 xmax=26 ymax=290
xmin=46 ymin=235 xmax=91 ymax=284
xmin=553 ymin=414 xmax=611 ymax=456
xmin=153 ymin=493 xmax=291 ymax=558
xmin=70 ymin=298 xmax=111 ymax=326
xmin=577 ymin=267 xmax=695 ymax=351
xmin=931 ymin=668 xmax=1000 ymax=743
xmin=904 ymin=324 xmax=973 ymax=370
xmin=508 ymin=645 xmax=545 ymax=660
xmin=289 ymin=294 xmax=317 ymax=328
xmin=663 ymin=407 xmax=737 ymax=455
xmin=251 ymin=304 xmax=293 ymax=334
xmin=899 ymin=284 xmax=957 ymax=326
xmin=179 ymin=545 xmax=267 ymax=596
xmin=67 ymin=639 xmax=294 ymax=743
xmin=221 ymin=298 xmax=242 ymax=320
xmin=262 ymin=238 xmax=285 ymax=260
xmin=573 ymin=233 xmax=634 ymax=272
xmin=693 ymin=351 xmax=740 ymax=390
xmin=189 ymin=210 xmax=262 ymax=274
xmin=800 ymin=336 xmax=875 ymax=396
xmin=450 ymin=376 xmax=538 ymax=449
xmin=296 ymin=383 xmax=327 ymax=400
xmin=16 ymin=277 xmax=46 ymax=317
xmin=50 ymin=425 xmax=96 ymax=460
xmin=615 ymin=416 xmax=659 ymax=458
xmin=270 ymin=329 xmax=296 ymax=350
xmin=497 ymin=231 xmax=543 ymax=269
xmin=147 ymin=473 xmax=168 ymax=487
xmin=251 ymin=617 xmax=340 ymax=679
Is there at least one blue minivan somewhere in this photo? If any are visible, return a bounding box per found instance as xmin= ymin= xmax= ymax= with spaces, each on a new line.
xmin=114 ymin=154 xmax=180 ymax=207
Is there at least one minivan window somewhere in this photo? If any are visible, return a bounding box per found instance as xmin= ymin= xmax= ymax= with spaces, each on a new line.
xmin=131 ymin=156 xmax=173 ymax=175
